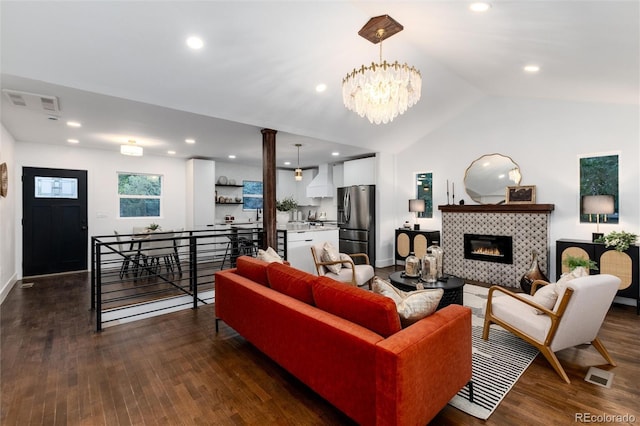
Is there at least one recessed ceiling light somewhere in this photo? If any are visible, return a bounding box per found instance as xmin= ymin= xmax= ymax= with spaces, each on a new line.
xmin=524 ymin=64 xmax=540 ymax=73
xmin=67 ymin=139 xmax=79 ymax=144
xmin=66 ymin=121 xmax=82 ymax=127
xmin=185 ymin=138 xmax=196 ymax=144
xmin=331 ymin=152 xmax=340 ymax=156
xmin=228 ymin=154 xmax=236 ymax=159
xmin=167 ymin=150 xmax=176 ymax=155
xmin=186 ymin=36 xmax=203 ymax=50
xmin=316 ymin=83 xmax=327 ymax=93
xmin=469 ymin=2 xmax=491 ymax=12
xmin=284 ymin=161 xmax=291 ymax=166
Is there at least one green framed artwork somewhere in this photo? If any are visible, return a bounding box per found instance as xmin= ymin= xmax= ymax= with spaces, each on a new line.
xmin=416 ymin=172 xmax=433 ymax=218
xmin=579 ymin=154 xmax=618 ymax=224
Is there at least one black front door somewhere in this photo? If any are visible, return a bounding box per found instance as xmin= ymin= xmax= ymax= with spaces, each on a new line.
xmin=22 ymin=167 xmax=88 ymax=277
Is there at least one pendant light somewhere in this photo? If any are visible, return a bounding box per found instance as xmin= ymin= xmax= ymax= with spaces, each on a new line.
xmin=294 ymin=143 xmax=303 ymax=181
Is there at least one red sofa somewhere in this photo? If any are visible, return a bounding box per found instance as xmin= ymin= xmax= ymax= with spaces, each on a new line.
xmin=215 ymin=256 xmax=472 ymax=426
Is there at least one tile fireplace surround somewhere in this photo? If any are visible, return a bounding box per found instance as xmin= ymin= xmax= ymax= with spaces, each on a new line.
xmin=439 ymin=204 xmax=555 ymax=288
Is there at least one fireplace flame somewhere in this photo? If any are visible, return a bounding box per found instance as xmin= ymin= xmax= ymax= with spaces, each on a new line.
xmin=471 ymin=247 xmax=503 ymax=257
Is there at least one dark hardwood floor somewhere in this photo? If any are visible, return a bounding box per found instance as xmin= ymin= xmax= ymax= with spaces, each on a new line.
xmin=2 ymin=268 xmax=638 ymax=425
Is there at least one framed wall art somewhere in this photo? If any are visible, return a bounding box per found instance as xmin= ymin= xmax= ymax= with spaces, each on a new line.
xmin=506 ymin=185 xmax=536 ymax=204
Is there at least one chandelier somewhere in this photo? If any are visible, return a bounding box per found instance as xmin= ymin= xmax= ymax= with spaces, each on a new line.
xmin=342 ymin=15 xmax=422 ymax=125
xmin=121 ymin=139 xmax=143 ymax=156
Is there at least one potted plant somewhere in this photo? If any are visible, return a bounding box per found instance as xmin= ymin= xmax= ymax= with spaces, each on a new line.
xmin=146 ymin=222 xmax=161 ymax=232
xmin=595 ymin=230 xmax=638 ymax=252
xmin=276 ymin=196 xmax=298 ymax=223
xmin=562 ymin=255 xmax=598 ymax=272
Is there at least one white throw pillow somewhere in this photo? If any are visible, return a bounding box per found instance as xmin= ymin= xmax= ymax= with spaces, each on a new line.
xmin=339 ymin=253 xmax=353 ymax=269
xmin=321 ymin=242 xmax=342 ymax=274
xmin=257 ymin=246 xmax=284 ymax=263
xmin=531 ymin=283 xmax=558 ymax=314
xmin=554 ymin=266 xmax=589 ymax=311
xmin=372 ymin=277 xmax=443 ymax=327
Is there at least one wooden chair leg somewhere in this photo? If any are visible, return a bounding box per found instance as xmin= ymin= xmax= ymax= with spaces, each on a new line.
xmin=539 ymin=346 xmax=571 ymax=384
xmin=592 ymin=337 xmax=616 ymax=366
xmin=482 ymin=314 xmax=492 ymax=340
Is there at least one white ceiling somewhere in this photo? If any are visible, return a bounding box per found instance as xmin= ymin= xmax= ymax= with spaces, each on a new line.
xmin=1 ymin=1 xmax=638 ymax=168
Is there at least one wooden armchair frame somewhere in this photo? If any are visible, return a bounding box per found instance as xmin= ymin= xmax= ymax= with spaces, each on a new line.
xmin=482 ymin=279 xmax=616 ymax=384
xmin=310 ymin=246 xmax=372 ymax=288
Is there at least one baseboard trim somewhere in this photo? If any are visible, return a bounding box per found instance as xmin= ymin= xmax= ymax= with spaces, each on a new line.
xmin=0 ymin=273 xmax=18 ymax=305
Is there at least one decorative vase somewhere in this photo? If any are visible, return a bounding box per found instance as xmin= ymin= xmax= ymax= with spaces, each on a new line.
xmin=404 ymin=252 xmax=420 ymax=277
xmin=427 ymin=242 xmax=444 ymax=279
xmin=520 ymin=250 xmax=548 ymax=295
xmin=421 ymin=250 xmax=437 ymax=283
xmin=276 ymin=211 xmax=290 ymax=224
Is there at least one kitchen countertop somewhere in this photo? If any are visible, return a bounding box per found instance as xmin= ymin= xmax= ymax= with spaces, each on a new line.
xmin=224 ymin=221 xmax=338 ymax=233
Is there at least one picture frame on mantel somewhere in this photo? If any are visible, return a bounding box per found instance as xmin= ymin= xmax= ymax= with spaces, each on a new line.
xmin=506 ymin=185 xmax=536 ymax=204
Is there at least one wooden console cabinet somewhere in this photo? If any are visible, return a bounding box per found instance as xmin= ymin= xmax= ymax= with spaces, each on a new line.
xmin=556 ymin=239 xmax=639 ymax=314
xmin=395 ymin=229 xmax=441 ymax=267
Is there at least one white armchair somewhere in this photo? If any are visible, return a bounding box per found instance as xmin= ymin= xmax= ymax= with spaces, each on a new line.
xmin=310 ymin=242 xmax=374 ymax=289
xmin=482 ymin=274 xmax=620 ymax=383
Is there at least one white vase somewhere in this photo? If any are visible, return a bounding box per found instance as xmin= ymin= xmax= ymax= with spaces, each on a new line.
xmin=277 ymin=211 xmax=290 ymax=224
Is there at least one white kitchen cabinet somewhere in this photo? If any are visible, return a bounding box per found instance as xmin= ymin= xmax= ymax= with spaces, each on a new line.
xmin=286 ymin=229 xmax=339 ymax=274
xmin=343 ymin=157 xmax=376 ymax=186
xmin=186 ymin=159 xmax=215 ymax=228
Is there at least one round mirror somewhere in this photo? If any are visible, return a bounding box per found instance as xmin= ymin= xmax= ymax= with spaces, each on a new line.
xmin=464 ymin=154 xmax=521 ymax=204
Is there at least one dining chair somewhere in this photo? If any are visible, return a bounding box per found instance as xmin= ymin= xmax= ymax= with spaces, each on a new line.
xmin=140 ymin=231 xmax=176 ymax=277
xmin=113 ymin=230 xmax=132 ymax=279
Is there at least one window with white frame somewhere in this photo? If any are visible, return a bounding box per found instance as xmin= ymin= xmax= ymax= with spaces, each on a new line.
xmin=118 ymin=172 xmax=162 ymax=218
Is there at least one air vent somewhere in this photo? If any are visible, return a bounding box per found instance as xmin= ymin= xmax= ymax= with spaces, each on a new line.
xmin=2 ymin=89 xmax=61 ymax=115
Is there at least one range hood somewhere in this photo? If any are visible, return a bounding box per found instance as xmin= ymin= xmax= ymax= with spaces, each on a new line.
xmin=306 ymin=164 xmax=334 ymax=198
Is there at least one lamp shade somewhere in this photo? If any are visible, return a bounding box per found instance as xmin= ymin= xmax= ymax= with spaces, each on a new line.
xmin=409 ymin=199 xmax=425 ymax=213
xmin=582 ymin=195 xmax=615 ymax=215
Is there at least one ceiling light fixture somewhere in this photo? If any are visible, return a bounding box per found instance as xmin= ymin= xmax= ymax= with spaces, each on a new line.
xmin=185 ymin=138 xmax=196 ymax=144
xmin=315 ymin=83 xmax=327 ymax=93
xmin=332 ymin=152 xmax=340 ymax=156
xmin=294 ymin=143 xmax=303 ymax=181
xmin=342 ymin=15 xmax=422 ymax=125
xmin=228 ymin=154 xmax=236 ymax=159
xmin=524 ymin=64 xmax=540 ymax=73
xmin=120 ymin=140 xmax=143 ymax=156
xmin=66 ymin=121 xmax=82 ymax=127
xmin=167 ymin=150 xmax=176 ymax=155
xmin=469 ymin=2 xmax=491 ymax=12
xmin=186 ymin=36 xmax=203 ymax=50
xmin=67 ymin=139 xmax=79 ymax=144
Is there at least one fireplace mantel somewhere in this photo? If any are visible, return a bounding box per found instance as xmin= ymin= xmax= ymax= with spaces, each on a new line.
xmin=439 ymin=204 xmax=554 ymax=214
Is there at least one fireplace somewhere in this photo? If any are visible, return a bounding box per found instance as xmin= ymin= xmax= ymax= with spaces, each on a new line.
xmin=464 ymin=234 xmax=513 ymax=264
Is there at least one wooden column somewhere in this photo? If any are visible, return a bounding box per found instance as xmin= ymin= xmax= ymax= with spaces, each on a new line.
xmin=261 ymin=129 xmax=277 ymax=249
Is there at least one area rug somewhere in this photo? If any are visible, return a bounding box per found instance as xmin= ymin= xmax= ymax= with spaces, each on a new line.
xmin=448 ymin=284 xmax=539 ymax=420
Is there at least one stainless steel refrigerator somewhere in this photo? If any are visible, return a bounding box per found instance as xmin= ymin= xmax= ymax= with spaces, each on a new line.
xmin=337 ymin=185 xmax=375 ymax=264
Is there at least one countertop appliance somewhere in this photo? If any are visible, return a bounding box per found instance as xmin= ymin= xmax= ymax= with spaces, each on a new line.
xmin=337 ymin=185 xmax=375 ymax=264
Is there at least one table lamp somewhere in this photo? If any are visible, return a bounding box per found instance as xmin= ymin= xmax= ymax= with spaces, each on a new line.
xmin=409 ymin=199 xmax=425 ymax=230
xmin=582 ymin=195 xmax=615 ymax=242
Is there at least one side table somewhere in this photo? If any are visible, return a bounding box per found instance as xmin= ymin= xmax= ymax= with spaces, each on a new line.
xmin=388 ymin=271 xmax=465 ymax=310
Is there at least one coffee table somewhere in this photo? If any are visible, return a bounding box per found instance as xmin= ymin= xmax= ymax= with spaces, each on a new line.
xmin=388 ymin=271 xmax=465 ymax=310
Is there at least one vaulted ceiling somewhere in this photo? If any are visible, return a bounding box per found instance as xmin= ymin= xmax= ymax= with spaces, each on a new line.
xmin=1 ymin=1 xmax=638 ymax=167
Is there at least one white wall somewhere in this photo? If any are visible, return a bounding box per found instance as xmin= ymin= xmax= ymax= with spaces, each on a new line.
xmin=395 ymin=97 xmax=640 ymax=279
xmin=14 ymin=141 xmax=187 ymax=279
xmin=0 ymin=124 xmax=17 ymax=303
